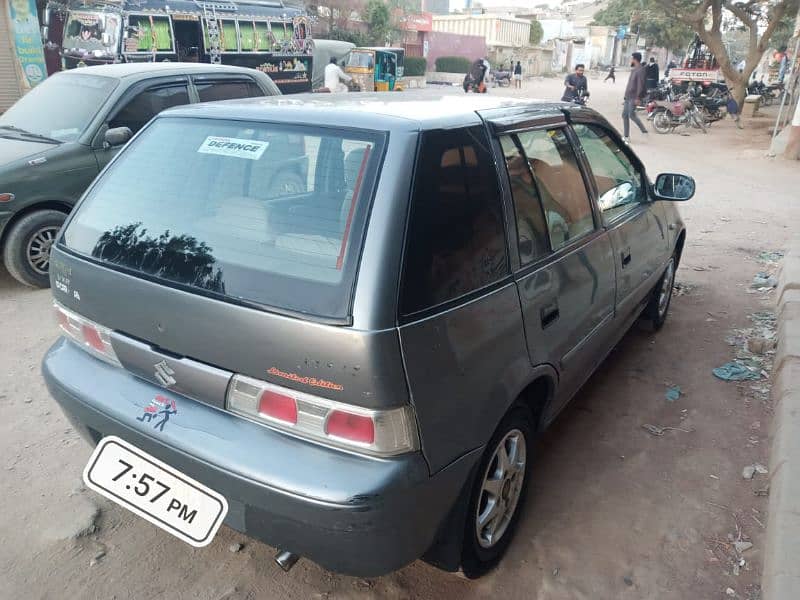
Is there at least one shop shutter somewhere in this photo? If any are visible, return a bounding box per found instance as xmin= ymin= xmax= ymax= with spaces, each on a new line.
xmin=0 ymin=5 xmax=23 ymax=113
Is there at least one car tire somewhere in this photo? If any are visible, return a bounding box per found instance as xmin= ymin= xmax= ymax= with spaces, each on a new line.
xmin=461 ymin=406 xmax=534 ymax=578
xmin=644 ymin=256 xmax=676 ymax=331
xmin=2 ymin=210 xmax=67 ymax=288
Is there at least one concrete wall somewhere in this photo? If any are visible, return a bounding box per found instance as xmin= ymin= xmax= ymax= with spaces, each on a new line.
xmin=425 ymin=30 xmax=487 ymax=70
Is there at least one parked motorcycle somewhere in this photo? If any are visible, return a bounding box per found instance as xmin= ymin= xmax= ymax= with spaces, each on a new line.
xmin=646 ymin=93 xmax=707 ymax=134
xmin=747 ymin=80 xmax=784 ymax=106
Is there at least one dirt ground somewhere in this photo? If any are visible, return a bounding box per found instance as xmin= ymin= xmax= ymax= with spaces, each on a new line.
xmin=1 ymin=73 xmax=799 ymax=600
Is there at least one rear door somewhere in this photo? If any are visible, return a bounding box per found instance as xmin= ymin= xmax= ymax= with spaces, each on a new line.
xmin=494 ymin=122 xmax=616 ymax=420
xmin=94 ymin=77 xmax=191 ymax=171
xmin=571 ymin=123 xmax=670 ymax=321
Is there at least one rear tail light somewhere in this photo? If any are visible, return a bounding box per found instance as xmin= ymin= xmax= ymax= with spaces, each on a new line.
xmin=227 ymin=375 xmax=418 ymax=457
xmin=54 ymin=302 xmax=120 ymax=366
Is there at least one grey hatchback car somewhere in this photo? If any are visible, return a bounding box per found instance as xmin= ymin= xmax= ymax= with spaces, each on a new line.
xmin=42 ymin=94 xmax=693 ymax=577
xmin=0 ymin=63 xmax=279 ymax=288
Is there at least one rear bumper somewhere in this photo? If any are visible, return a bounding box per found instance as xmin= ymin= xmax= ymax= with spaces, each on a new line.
xmin=43 ymin=338 xmax=480 ymax=577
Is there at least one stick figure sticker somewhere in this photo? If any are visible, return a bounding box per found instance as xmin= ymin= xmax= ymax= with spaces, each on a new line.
xmin=137 ymin=395 xmax=177 ymax=432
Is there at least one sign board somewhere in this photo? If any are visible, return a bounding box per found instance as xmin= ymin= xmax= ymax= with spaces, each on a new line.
xmin=7 ymin=0 xmax=48 ymax=88
xmin=403 ymin=12 xmax=433 ymax=32
xmin=669 ymin=68 xmax=721 ymax=82
xmin=616 ymin=26 xmax=628 ymax=40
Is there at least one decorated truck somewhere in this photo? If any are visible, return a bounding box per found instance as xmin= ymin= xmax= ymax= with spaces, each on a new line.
xmin=42 ymin=0 xmax=313 ymax=93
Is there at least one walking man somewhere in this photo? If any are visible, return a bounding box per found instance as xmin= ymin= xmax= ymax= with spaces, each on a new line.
xmin=604 ymin=66 xmax=616 ymax=83
xmin=514 ymin=61 xmax=523 ymax=88
xmin=622 ymin=52 xmax=648 ymax=144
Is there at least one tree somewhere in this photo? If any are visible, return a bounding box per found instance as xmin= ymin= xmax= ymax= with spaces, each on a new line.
xmin=363 ymin=0 xmax=393 ymax=45
xmin=530 ymin=19 xmax=544 ymax=45
xmin=657 ymin=0 xmax=800 ymax=106
xmin=593 ymin=0 xmax=694 ymax=51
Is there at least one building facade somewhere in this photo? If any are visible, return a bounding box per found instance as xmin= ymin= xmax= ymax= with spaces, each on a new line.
xmin=1 ymin=3 xmax=25 ymax=112
xmin=432 ymin=14 xmax=531 ymax=49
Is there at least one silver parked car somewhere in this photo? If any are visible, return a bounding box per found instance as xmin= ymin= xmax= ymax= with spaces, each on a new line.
xmin=42 ymin=94 xmax=693 ymax=578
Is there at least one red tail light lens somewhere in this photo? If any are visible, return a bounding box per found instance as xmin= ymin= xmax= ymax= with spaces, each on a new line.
xmin=325 ymin=410 xmax=375 ymax=444
xmin=82 ymin=324 xmax=106 ymax=353
xmin=258 ymin=390 xmax=298 ymax=425
xmin=226 ymin=375 xmax=418 ymax=456
xmin=54 ymin=302 xmax=120 ymax=366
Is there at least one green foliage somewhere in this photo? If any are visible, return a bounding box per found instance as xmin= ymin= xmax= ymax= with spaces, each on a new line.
xmin=593 ymin=0 xmax=694 ymax=51
xmin=405 ymin=56 xmax=427 ymax=76
xmin=435 ymin=56 xmax=472 ymax=73
xmin=363 ymin=0 xmax=393 ymax=46
xmin=529 ymin=20 xmax=544 ymax=46
xmin=771 ymin=13 xmax=796 ymax=50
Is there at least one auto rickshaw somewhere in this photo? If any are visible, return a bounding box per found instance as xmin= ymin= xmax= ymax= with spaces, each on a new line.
xmin=345 ymin=47 xmax=405 ymax=91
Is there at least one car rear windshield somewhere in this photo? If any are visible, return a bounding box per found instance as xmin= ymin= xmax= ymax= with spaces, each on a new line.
xmin=62 ymin=117 xmax=384 ymax=320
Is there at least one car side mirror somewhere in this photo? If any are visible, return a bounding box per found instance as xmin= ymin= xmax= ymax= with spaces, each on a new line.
xmin=652 ymin=173 xmax=695 ymax=201
xmin=104 ymin=127 xmax=132 ymax=149
xmin=41 ymin=26 xmax=49 ymax=44
xmin=102 ymin=33 xmax=112 ymax=45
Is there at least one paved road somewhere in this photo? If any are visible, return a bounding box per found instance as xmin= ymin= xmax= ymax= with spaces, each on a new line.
xmin=1 ymin=74 xmax=799 ymax=600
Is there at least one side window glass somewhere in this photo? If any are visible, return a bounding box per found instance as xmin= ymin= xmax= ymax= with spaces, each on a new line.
xmin=573 ymin=124 xmax=644 ymax=221
xmin=401 ymin=127 xmax=509 ymax=316
xmin=500 ymin=135 xmax=549 ymax=265
xmin=109 ymin=85 xmax=190 ymax=133
xmin=127 ymin=15 xmax=173 ymax=52
xmin=518 ymin=128 xmax=595 ymax=251
xmin=195 ymin=80 xmax=263 ymax=102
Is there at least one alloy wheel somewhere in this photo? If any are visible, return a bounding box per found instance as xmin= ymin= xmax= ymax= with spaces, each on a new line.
xmin=26 ymin=225 xmax=60 ymax=275
xmin=475 ymin=429 xmax=527 ymax=549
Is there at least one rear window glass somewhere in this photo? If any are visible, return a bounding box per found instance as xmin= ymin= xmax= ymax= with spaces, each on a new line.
xmin=62 ymin=117 xmax=383 ymax=320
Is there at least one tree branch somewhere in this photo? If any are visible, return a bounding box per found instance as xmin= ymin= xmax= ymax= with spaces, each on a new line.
xmin=756 ymin=2 xmax=788 ymax=54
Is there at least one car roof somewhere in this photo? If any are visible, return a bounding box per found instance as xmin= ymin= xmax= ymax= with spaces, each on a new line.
xmin=162 ymin=92 xmax=571 ymax=131
xmin=55 ymin=62 xmax=266 ymax=81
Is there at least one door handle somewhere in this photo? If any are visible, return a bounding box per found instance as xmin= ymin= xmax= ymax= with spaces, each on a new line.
xmin=540 ymin=302 xmax=560 ymax=329
xmin=621 ymin=248 xmax=632 ymax=268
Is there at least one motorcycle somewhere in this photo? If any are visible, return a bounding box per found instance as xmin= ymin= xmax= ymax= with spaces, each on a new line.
xmin=646 ymin=92 xmax=707 ymax=134
xmin=747 ymin=80 xmax=784 ymax=106
xmin=492 ymin=70 xmax=512 ymax=87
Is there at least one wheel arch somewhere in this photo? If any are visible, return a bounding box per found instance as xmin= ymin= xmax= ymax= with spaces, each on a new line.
xmin=421 ymin=366 xmax=558 ymax=572
xmin=0 ymin=200 xmax=72 ymax=249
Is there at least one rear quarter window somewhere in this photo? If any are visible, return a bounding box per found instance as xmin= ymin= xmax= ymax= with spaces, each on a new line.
xmin=62 ymin=117 xmax=384 ymax=320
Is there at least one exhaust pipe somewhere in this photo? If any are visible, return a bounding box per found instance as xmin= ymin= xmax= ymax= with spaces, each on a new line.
xmin=274 ymin=549 xmax=300 ymax=572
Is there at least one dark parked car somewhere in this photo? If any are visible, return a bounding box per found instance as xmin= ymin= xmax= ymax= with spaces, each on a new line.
xmin=0 ymin=63 xmax=279 ymax=287
xmin=42 ymin=94 xmax=693 ymax=578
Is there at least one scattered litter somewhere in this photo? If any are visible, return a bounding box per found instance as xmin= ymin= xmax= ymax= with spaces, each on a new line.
xmin=751 ymin=272 xmax=778 ymax=289
xmin=756 ymin=251 xmax=783 ymax=264
xmin=754 ymin=485 xmax=770 ymax=497
xmin=713 ymin=362 xmax=762 ymax=382
xmin=732 ymin=561 xmax=741 ymax=576
xmin=725 ymin=588 xmax=736 ymax=597
xmin=750 ymin=421 xmax=761 ymax=430
xmin=623 ymin=575 xmax=634 ymax=587
xmin=23 ymin=398 xmax=32 ymax=404
xmin=673 ymin=282 xmax=695 ymax=297
xmin=710 ymin=474 xmax=719 ymax=480
xmin=734 ymin=541 xmax=753 ymax=553
xmin=742 ymin=464 xmax=768 ymax=480
xmin=747 ymin=337 xmax=774 ymax=355
xmin=642 ymin=423 xmax=692 ymax=436
xmin=229 ymin=543 xmax=243 ymax=553
xmin=665 ymin=386 xmax=682 ymax=402
xmin=553 ymin=567 xmax=559 ymax=577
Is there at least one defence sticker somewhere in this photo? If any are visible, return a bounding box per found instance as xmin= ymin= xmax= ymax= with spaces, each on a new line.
xmin=197 ymin=136 xmax=269 ymax=160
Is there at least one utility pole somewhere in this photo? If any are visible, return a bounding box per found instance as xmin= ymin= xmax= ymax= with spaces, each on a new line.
xmin=785 ymin=5 xmax=800 ymax=159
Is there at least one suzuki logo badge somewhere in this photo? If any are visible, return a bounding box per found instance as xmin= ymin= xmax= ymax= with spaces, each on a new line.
xmin=154 ymin=360 xmax=177 ymax=388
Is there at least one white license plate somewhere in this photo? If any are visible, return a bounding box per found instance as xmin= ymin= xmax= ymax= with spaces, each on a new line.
xmin=83 ymin=436 xmax=228 ymax=547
